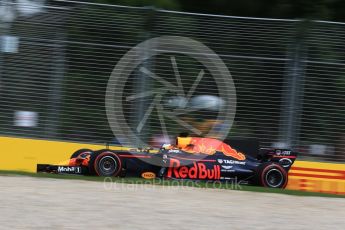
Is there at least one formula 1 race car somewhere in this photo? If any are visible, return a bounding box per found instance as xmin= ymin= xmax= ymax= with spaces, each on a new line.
xmin=37 ymin=137 xmax=297 ymax=188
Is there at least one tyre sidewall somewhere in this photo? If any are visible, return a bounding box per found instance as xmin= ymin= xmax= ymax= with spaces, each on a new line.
xmin=258 ymin=163 xmax=288 ymax=188
xmin=89 ymin=150 xmax=122 ymax=177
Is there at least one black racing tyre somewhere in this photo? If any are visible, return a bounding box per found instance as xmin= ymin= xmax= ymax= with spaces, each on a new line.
xmin=255 ymin=163 xmax=288 ymax=188
xmin=88 ymin=150 xmax=122 ymax=177
xmin=70 ymin=149 xmax=93 ymax=159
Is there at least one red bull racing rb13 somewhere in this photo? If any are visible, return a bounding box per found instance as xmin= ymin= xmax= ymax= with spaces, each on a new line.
xmin=37 ymin=137 xmax=298 ymax=188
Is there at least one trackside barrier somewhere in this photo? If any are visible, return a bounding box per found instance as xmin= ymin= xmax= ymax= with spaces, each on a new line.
xmin=0 ymin=136 xmax=124 ymax=172
xmin=287 ymin=161 xmax=345 ymax=195
xmin=1 ymin=136 xmax=345 ymax=195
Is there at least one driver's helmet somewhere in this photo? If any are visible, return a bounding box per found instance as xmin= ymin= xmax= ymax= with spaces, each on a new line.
xmin=165 ymin=95 xmax=226 ymax=137
xmin=161 ymin=143 xmax=173 ymax=150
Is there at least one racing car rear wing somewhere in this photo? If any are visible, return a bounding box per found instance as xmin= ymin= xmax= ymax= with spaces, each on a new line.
xmin=258 ymin=148 xmax=297 ymax=169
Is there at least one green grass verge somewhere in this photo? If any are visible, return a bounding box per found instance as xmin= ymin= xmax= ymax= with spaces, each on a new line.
xmin=1 ymin=170 xmax=344 ymax=198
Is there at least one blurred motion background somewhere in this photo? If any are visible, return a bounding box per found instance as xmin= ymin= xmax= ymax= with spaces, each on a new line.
xmin=0 ymin=0 xmax=344 ymax=162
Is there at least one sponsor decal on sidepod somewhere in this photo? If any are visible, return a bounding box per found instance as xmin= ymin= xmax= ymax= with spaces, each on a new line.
xmin=141 ymin=172 xmax=156 ymax=179
xmin=221 ymin=165 xmax=233 ymax=170
xmin=167 ymin=158 xmax=221 ymax=180
xmin=217 ymin=159 xmax=246 ymax=165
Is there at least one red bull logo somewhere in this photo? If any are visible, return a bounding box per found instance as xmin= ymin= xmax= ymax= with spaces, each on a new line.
xmin=167 ymin=158 xmax=221 ymax=180
xmin=177 ymin=137 xmax=246 ymax=160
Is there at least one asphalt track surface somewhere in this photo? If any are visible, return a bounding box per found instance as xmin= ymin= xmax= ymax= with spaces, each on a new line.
xmin=1 ymin=176 xmax=345 ymax=230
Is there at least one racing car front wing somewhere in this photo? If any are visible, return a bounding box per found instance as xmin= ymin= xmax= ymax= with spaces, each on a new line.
xmin=37 ymin=164 xmax=85 ymax=175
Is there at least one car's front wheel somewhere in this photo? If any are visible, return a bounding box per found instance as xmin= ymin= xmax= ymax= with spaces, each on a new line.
xmin=89 ymin=151 xmax=122 ymax=177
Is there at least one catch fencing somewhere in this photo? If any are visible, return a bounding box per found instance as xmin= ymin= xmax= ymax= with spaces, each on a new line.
xmin=0 ymin=0 xmax=344 ymax=162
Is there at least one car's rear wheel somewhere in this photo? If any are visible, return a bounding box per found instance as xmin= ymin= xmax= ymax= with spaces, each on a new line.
xmin=89 ymin=151 xmax=122 ymax=177
xmin=256 ymin=163 xmax=288 ymax=188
